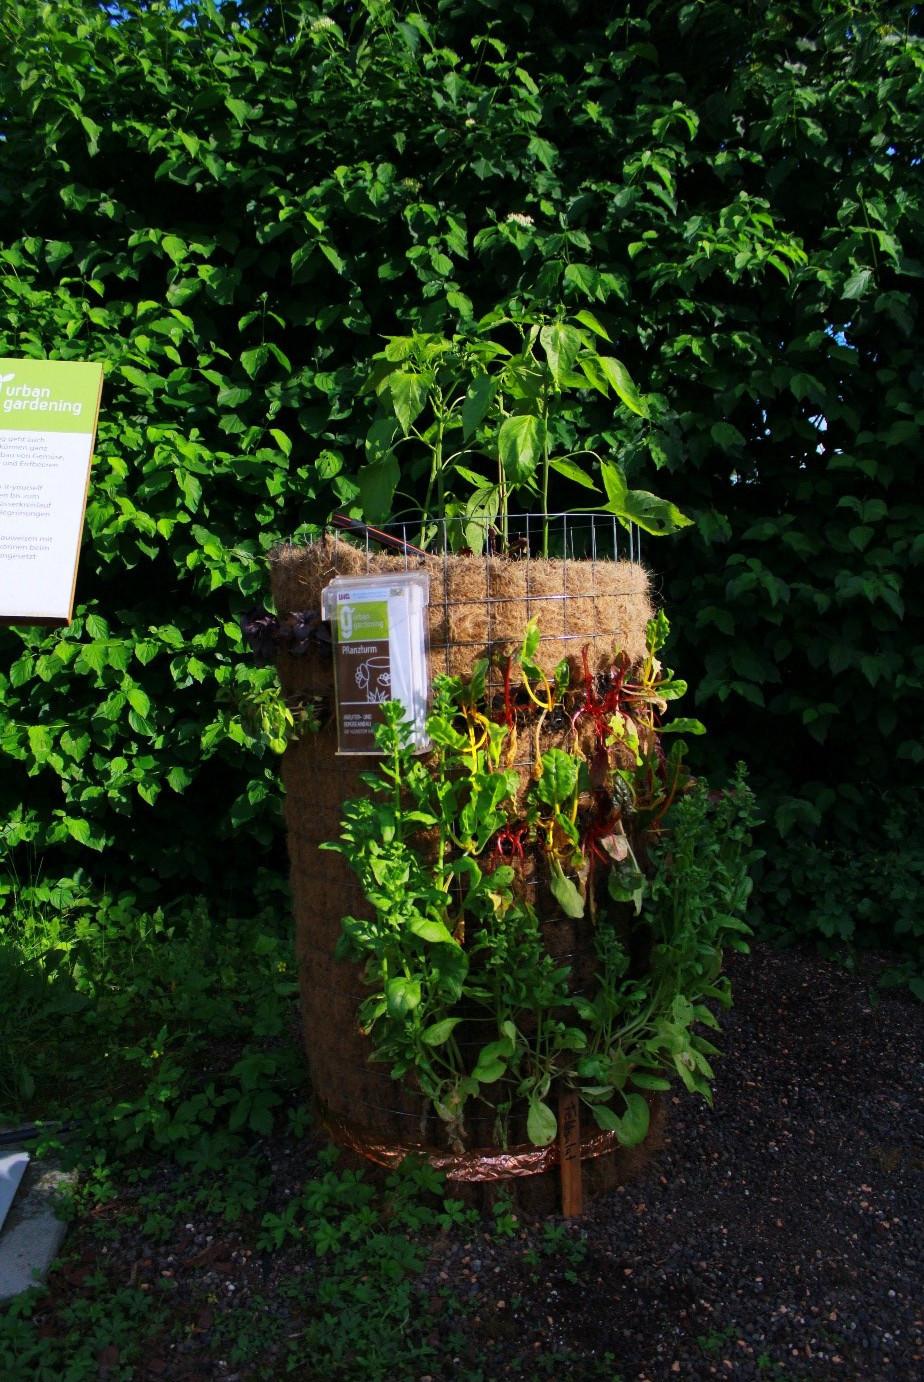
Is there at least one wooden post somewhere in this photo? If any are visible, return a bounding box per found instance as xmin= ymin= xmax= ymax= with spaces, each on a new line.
xmin=558 ymin=1086 xmax=582 ymax=1217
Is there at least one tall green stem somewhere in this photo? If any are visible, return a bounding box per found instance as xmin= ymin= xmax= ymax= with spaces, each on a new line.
xmin=419 ymin=389 xmax=446 ymax=547
xmin=540 ymin=381 xmax=551 ymax=556
xmin=433 ymin=396 xmax=445 ymax=532
xmin=419 ymin=462 xmax=436 ymax=548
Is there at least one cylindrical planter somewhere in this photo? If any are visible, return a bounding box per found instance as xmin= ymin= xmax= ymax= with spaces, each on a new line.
xmin=270 ymin=535 xmax=659 ymax=1211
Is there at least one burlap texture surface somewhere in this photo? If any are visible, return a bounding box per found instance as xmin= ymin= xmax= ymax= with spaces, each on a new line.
xmin=270 ymin=535 xmax=652 ymax=691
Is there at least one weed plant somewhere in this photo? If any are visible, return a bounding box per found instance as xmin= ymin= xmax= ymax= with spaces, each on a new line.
xmin=0 ymin=874 xmax=302 ymax=1144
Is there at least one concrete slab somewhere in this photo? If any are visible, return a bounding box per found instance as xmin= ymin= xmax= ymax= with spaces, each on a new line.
xmin=0 ymin=1152 xmax=30 ymax=1234
xmin=0 ymin=1159 xmax=76 ymax=1302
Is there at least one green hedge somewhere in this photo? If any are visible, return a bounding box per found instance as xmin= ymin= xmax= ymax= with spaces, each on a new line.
xmin=0 ymin=1 xmax=921 ymax=960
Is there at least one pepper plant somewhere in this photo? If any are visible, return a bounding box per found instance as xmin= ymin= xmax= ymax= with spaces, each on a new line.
xmin=360 ymin=313 xmax=692 ymax=553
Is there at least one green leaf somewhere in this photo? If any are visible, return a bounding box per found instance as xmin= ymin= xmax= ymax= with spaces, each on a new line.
xmin=600 ymin=465 xmax=693 ymax=536
xmin=217 ymin=384 xmax=251 ymax=408
xmin=608 ymin=862 xmax=646 ymax=914
xmin=269 ymin=428 xmax=292 ymax=457
xmin=357 ymin=455 xmax=400 ymax=524
xmin=539 ymin=322 xmax=582 ymax=382
xmin=590 ymin=1103 xmax=621 ymax=1132
xmin=320 ymin=243 xmax=346 ymax=274
xmin=365 ymin=417 xmax=396 ymax=463
xmin=461 ymin=374 xmax=496 ymax=439
xmin=528 ymin=136 xmax=558 ymax=170
xmin=241 ymin=346 xmax=269 ymax=380
xmin=520 ymin=620 xmax=541 ymax=668
xmin=549 ymin=869 xmax=585 ymax=919
xmin=162 ymin=235 xmax=188 ymax=265
xmin=597 ymin=357 xmax=647 ymax=416
xmin=618 ymin=1093 xmax=651 ymax=1146
xmin=471 ymin=1034 xmax=513 ymax=1082
xmin=527 ymin=1098 xmax=557 ymax=1147
xmin=431 ymin=943 xmax=468 ymax=1001
xmin=408 ymin=915 xmax=457 ymax=945
xmin=578 ymin=353 xmax=610 ymax=396
xmin=225 ymin=97 xmax=250 ymax=126
xmin=711 ymin=421 xmax=745 ymax=450
xmin=65 ymin=816 xmax=93 ymax=846
xmin=421 ymin=1017 xmax=461 ymax=1046
xmin=592 ymin=1093 xmax=650 ymax=1144
xmin=315 ymin=449 xmax=343 ymax=481
xmin=28 ymin=725 xmax=53 ymax=763
xmin=537 ymin=748 xmax=579 ymax=806
xmin=842 ymin=266 xmax=873 ymax=300
xmin=126 ymin=685 xmax=151 ymax=717
xmin=549 ymin=458 xmax=598 ymax=491
xmin=600 ymin=460 xmax=628 ymax=510
xmin=659 ymin=717 xmax=705 ymax=735
xmin=498 ymin=414 xmax=544 ymax=485
xmin=471 ymin=1055 xmax=506 ymax=1083
xmin=385 ymin=977 xmax=421 ymax=1018
xmin=630 ymin=1072 xmax=672 ymax=1091
xmin=574 ymin=309 xmax=611 ymax=342
xmin=78 ymin=114 xmax=102 ymax=156
xmin=563 ymin=263 xmax=602 ymax=299
xmin=388 ymin=372 xmax=428 ymax=434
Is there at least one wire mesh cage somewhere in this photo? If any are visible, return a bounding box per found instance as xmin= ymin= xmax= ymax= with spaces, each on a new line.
xmin=321 ymin=511 xmax=643 ymax=564
xmin=273 ymin=512 xmax=650 ymax=684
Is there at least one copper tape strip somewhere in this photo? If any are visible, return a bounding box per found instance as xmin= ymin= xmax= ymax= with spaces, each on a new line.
xmin=319 ymin=1108 xmax=621 ymax=1184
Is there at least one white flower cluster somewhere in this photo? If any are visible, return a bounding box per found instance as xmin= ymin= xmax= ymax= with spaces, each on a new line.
xmin=505 ymin=213 xmax=535 ymax=227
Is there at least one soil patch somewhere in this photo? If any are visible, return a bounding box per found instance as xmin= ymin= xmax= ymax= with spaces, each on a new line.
xmin=3 ymin=943 xmax=920 ymax=1381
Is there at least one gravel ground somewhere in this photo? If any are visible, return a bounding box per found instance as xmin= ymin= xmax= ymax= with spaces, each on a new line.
xmin=8 ymin=942 xmax=922 ymax=1381
xmin=417 ymin=943 xmax=923 ymax=1380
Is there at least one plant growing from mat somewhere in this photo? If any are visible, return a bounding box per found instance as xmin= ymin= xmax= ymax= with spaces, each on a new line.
xmin=325 ymin=615 xmax=760 ymax=1150
xmin=359 ymin=314 xmax=692 ymax=554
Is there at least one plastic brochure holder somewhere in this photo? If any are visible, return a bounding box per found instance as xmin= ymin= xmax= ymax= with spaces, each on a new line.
xmin=321 ymin=571 xmax=431 ymax=755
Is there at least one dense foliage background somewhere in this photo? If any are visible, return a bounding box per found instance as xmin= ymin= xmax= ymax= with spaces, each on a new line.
xmin=0 ymin=0 xmax=921 ymax=968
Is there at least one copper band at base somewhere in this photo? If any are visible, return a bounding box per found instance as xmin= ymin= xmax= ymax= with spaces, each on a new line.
xmin=319 ymin=1108 xmax=622 ymax=1183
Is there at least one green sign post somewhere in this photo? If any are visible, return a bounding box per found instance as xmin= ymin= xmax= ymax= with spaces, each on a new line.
xmin=0 ymin=357 xmax=104 ymax=626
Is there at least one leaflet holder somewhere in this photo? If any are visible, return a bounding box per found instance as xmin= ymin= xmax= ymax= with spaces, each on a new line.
xmin=321 ymin=570 xmax=431 ymax=755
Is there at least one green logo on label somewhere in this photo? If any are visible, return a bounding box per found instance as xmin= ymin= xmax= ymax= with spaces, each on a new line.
xmin=0 ymin=358 xmax=103 ymax=434
xmin=337 ymin=599 xmax=389 ymax=642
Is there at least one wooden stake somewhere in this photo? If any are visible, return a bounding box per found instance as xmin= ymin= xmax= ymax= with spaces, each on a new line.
xmin=558 ymin=1087 xmax=583 ymax=1217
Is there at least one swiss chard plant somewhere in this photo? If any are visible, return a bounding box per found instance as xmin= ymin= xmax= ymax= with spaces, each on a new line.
xmin=324 ymin=616 xmax=760 ymax=1150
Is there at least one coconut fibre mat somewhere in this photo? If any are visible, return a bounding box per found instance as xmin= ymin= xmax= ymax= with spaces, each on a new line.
xmin=414 ymin=941 xmax=923 ymax=1381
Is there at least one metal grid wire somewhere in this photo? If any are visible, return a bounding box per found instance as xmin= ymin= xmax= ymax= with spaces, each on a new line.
xmin=317 ymin=511 xmax=645 ymax=676
xmin=324 ymin=511 xmax=641 ymax=562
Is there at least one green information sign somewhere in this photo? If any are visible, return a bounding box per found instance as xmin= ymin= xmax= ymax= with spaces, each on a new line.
xmin=0 ymin=357 xmax=104 ymax=626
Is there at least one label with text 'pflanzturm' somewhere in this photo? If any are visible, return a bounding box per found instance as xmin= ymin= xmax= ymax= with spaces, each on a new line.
xmin=334 ymin=595 xmax=392 ymax=753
